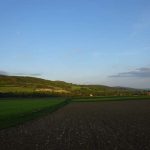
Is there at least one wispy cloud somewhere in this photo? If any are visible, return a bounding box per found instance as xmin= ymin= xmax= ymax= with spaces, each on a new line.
xmin=110 ymin=67 xmax=150 ymax=78
xmin=0 ymin=71 xmax=9 ymax=75
xmin=0 ymin=70 xmax=41 ymax=77
xmin=14 ymin=73 xmax=41 ymax=76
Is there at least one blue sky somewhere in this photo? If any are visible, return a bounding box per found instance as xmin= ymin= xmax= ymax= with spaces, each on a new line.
xmin=0 ymin=0 xmax=150 ymax=88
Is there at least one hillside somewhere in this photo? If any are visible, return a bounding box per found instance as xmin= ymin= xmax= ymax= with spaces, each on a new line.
xmin=0 ymin=75 xmax=145 ymax=97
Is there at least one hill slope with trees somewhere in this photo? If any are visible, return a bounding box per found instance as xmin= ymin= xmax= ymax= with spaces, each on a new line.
xmin=0 ymin=75 xmax=146 ymax=97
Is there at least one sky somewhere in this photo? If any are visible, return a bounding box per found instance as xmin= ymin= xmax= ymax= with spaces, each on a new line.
xmin=0 ymin=0 xmax=150 ymax=89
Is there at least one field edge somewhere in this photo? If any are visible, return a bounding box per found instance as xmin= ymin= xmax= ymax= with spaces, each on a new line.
xmin=0 ymin=99 xmax=70 ymax=130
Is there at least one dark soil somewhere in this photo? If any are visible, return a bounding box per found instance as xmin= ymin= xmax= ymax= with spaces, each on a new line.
xmin=0 ymin=100 xmax=150 ymax=150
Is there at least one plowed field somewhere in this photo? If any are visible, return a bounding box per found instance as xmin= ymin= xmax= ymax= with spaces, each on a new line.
xmin=0 ymin=100 xmax=150 ymax=150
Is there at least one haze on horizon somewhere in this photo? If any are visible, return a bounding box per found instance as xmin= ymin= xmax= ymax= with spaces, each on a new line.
xmin=0 ymin=0 xmax=150 ymax=89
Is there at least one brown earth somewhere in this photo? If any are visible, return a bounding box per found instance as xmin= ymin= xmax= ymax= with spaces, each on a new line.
xmin=0 ymin=100 xmax=150 ymax=150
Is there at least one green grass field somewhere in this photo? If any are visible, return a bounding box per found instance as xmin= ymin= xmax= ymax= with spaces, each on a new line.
xmin=0 ymin=98 xmax=68 ymax=129
xmin=72 ymin=96 xmax=150 ymax=102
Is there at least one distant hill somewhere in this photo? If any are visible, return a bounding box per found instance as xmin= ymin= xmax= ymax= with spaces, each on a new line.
xmin=0 ymin=75 xmax=146 ymax=97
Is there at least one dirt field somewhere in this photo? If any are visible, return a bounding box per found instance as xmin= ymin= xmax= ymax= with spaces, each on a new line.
xmin=0 ymin=100 xmax=150 ymax=150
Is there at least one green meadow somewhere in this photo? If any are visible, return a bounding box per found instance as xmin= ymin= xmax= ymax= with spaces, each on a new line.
xmin=0 ymin=98 xmax=68 ymax=129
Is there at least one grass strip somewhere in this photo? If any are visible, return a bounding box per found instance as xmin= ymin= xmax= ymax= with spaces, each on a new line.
xmin=72 ymin=96 xmax=150 ymax=102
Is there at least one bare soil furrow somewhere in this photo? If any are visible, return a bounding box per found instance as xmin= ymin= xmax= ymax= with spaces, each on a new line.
xmin=0 ymin=100 xmax=150 ymax=150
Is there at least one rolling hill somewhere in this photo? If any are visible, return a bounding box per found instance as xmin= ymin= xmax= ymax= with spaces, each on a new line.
xmin=0 ymin=75 xmax=146 ymax=97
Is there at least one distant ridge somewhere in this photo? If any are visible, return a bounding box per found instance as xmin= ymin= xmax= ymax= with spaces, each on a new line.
xmin=0 ymin=75 xmax=146 ymax=97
